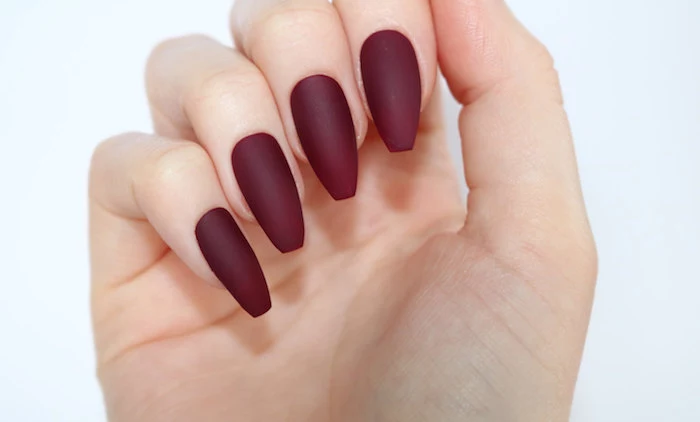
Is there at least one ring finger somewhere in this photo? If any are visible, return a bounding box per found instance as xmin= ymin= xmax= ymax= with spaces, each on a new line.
xmin=146 ymin=35 xmax=305 ymax=254
xmin=230 ymin=0 xmax=367 ymax=201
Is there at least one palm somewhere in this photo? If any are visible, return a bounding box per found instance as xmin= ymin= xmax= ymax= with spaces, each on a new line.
xmin=93 ymin=111 xmax=591 ymax=421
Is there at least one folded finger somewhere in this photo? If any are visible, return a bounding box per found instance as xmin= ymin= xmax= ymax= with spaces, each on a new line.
xmin=146 ymin=35 xmax=305 ymax=253
xmin=231 ymin=0 xmax=364 ymax=200
xmin=89 ymin=133 xmax=271 ymax=318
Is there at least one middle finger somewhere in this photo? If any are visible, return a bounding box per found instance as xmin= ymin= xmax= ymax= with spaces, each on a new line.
xmin=231 ymin=0 xmax=366 ymax=201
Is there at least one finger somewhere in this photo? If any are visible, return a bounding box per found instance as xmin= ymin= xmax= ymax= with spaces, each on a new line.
xmin=231 ymin=0 xmax=365 ymax=200
xmin=146 ymin=35 xmax=305 ymax=253
xmin=89 ymin=133 xmax=271 ymax=318
xmin=433 ymin=1 xmax=595 ymax=268
xmin=333 ymin=0 xmax=437 ymax=152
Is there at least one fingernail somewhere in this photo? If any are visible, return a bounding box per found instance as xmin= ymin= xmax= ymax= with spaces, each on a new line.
xmin=361 ymin=30 xmax=422 ymax=152
xmin=291 ymin=75 xmax=358 ymax=200
xmin=232 ymin=133 xmax=304 ymax=253
xmin=195 ymin=208 xmax=271 ymax=318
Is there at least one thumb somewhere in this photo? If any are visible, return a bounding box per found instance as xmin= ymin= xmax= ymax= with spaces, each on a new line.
xmin=432 ymin=0 xmax=596 ymax=284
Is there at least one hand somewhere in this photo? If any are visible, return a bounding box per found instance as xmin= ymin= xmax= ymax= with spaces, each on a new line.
xmin=89 ymin=0 xmax=597 ymax=420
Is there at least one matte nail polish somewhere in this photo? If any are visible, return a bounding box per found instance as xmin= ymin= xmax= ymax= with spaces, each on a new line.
xmin=361 ymin=30 xmax=422 ymax=152
xmin=291 ymin=75 xmax=358 ymax=200
xmin=195 ymin=208 xmax=271 ymax=318
xmin=233 ymin=133 xmax=304 ymax=253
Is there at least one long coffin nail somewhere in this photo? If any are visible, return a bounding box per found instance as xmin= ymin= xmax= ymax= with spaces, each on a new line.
xmin=232 ymin=133 xmax=304 ymax=253
xmin=291 ymin=75 xmax=358 ymax=200
xmin=195 ymin=208 xmax=271 ymax=318
xmin=361 ymin=30 xmax=421 ymax=152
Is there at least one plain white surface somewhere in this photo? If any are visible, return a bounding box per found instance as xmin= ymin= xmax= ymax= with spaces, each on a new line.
xmin=1 ymin=0 xmax=698 ymax=420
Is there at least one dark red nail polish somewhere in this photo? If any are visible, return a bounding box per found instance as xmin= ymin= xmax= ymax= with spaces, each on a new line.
xmin=195 ymin=208 xmax=271 ymax=318
xmin=361 ymin=30 xmax=422 ymax=152
xmin=291 ymin=75 xmax=358 ymax=200
xmin=232 ymin=133 xmax=304 ymax=253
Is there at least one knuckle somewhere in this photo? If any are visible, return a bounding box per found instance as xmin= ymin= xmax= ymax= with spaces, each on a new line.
xmin=146 ymin=34 xmax=213 ymax=96
xmin=524 ymin=41 xmax=564 ymax=105
xmin=577 ymin=232 xmax=599 ymax=285
xmin=523 ymin=218 xmax=598 ymax=288
xmin=147 ymin=34 xmax=212 ymax=68
xmin=529 ymin=38 xmax=556 ymax=70
xmin=188 ymin=65 xmax=266 ymax=113
xmin=138 ymin=143 xmax=210 ymax=195
xmin=89 ymin=132 xmax=142 ymax=181
xmin=558 ymin=223 xmax=598 ymax=279
xmin=89 ymin=132 xmax=149 ymax=204
xmin=249 ymin=4 xmax=336 ymax=50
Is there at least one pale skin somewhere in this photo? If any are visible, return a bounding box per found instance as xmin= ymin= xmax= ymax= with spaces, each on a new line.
xmin=89 ymin=0 xmax=597 ymax=420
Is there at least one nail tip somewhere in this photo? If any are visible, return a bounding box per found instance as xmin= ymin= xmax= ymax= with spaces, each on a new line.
xmin=248 ymin=304 xmax=271 ymax=318
xmin=332 ymin=193 xmax=356 ymax=201
xmin=244 ymin=292 xmax=272 ymax=318
xmin=386 ymin=142 xmax=415 ymax=153
xmin=277 ymin=238 xmax=305 ymax=254
xmin=329 ymin=184 xmax=357 ymax=201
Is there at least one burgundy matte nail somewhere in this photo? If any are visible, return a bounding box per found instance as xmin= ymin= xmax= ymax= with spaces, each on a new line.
xmin=195 ymin=208 xmax=271 ymax=318
xmin=233 ymin=133 xmax=304 ymax=253
xmin=291 ymin=75 xmax=358 ymax=200
xmin=361 ymin=30 xmax=422 ymax=152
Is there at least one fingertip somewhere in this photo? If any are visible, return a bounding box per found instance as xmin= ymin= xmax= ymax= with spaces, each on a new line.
xmin=247 ymin=294 xmax=272 ymax=318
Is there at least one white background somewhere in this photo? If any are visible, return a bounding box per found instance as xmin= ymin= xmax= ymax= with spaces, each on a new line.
xmin=0 ymin=0 xmax=698 ymax=420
